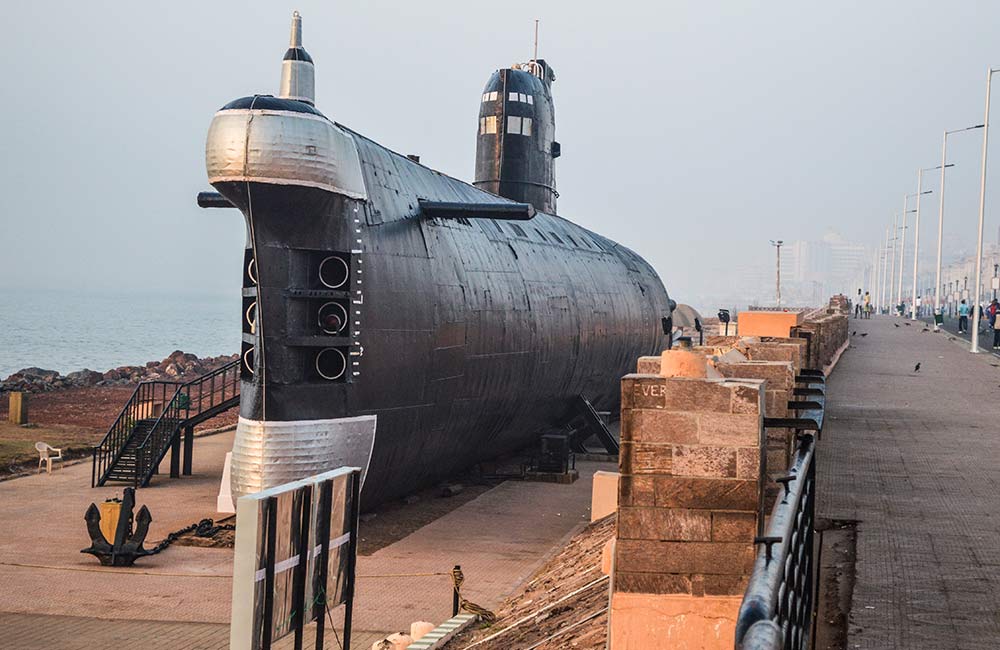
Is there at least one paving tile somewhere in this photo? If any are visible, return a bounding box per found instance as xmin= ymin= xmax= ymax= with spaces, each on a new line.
xmin=818 ymin=316 xmax=1000 ymax=648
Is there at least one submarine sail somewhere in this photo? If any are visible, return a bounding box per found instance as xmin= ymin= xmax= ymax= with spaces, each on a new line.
xmin=204 ymin=13 xmax=673 ymax=507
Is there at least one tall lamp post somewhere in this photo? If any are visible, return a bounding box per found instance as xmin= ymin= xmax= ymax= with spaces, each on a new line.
xmin=770 ymin=240 xmax=783 ymax=307
xmin=933 ymin=125 xmax=984 ymax=329
xmin=912 ymin=171 xmax=948 ymax=319
xmin=888 ymin=214 xmax=898 ymax=313
xmin=971 ymin=67 xmax=998 ymax=353
xmin=896 ymin=202 xmax=922 ymax=312
xmin=881 ymin=225 xmax=890 ymax=313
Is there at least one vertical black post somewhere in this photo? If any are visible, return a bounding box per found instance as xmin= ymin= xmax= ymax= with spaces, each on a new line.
xmin=452 ymin=565 xmax=461 ymax=617
xmin=313 ymin=480 xmax=333 ymax=650
xmin=262 ymin=495 xmax=278 ymax=650
xmin=342 ymin=470 xmax=361 ymax=650
xmin=169 ymin=433 xmax=181 ymax=478
xmin=291 ymin=485 xmax=312 ymax=650
xmin=182 ymin=425 xmax=194 ymax=476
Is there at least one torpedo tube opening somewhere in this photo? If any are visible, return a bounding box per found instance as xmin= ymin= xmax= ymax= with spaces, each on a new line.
xmin=318 ymin=255 xmax=350 ymax=289
xmin=318 ymin=301 xmax=348 ymax=334
xmin=246 ymin=257 xmax=257 ymax=285
xmin=315 ymin=347 xmax=347 ymax=381
xmin=242 ymin=344 xmax=255 ymax=376
xmin=245 ymin=300 xmax=257 ymax=332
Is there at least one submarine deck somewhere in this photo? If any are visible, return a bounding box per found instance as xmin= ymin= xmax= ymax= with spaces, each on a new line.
xmin=0 ymin=427 xmax=613 ymax=648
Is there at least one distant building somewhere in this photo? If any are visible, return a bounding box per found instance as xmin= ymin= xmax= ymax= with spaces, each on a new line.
xmin=776 ymin=232 xmax=867 ymax=305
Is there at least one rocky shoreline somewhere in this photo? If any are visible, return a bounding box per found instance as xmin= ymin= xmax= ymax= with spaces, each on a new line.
xmin=1 ymin=350 xmax=239 ymax=393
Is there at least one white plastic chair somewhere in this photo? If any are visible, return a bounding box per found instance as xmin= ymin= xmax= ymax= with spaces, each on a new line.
xmin=36 ymin=442 xmax=62 ymax=474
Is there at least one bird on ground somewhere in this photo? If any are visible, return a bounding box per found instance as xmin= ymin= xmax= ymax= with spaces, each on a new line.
xmin=904 ymin=322 xmax=911 ymax=326
xmin=921 ymin=328 xmax=929 ymax=332
xmin=948 ymin=336 xmax=956 ymax=341
xmin=894 ymin=323 xmax=900 ymax=328
xmin=860 ymin=333 xmax=869 ymax=337
xmin=914 ymin=362 xmax=921 ymax=372
xmin=852 ymin=331 xmax=857 ymax=336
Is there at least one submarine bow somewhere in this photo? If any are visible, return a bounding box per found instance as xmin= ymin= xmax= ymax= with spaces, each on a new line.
xmin=205 ymin=12 xmax=673 ymax=506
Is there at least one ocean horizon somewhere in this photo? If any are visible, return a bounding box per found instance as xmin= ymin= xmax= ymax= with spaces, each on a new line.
xmin=0 ymin=287 xmax=241 ymax=379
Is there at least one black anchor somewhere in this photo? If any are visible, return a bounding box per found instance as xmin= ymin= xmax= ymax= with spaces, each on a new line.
xmin=81 ymin=487 xmax=154 ymax=566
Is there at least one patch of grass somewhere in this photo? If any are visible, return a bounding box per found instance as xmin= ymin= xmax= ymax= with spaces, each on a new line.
xmin=0 ymin=422 xmax=101 ymax=473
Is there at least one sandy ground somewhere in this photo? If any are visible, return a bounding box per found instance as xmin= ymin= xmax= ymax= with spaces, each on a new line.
xmin=0 ymin=386 xmax=238 ymax=474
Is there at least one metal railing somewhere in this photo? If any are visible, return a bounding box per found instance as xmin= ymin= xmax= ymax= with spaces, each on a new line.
xmin=735 ymin=433 xmax=816 ymax=650
xmin=92 ymin=360 xmax=240 ymax=487
xmin=91 ymin=380 xmax=185 ymax=487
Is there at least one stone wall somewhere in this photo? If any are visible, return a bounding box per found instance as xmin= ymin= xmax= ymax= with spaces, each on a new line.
xmin=611 ymin=372 xmax=765 ymax=649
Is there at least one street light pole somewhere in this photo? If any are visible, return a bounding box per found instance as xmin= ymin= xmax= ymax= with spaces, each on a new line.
xmin=888 ymin=214 xmax=897 ymax=313
xmin=881 ymin=226 xmax=890 ymax=313
xmin=912 ymin=176 xmax=942 ymax=319
xmin=911 ymin=178 xmax=923 ymax=319
xmin=971 ymin=67 xmax=996 ymax=353
xmin=897 ymin=199 xmax=907 ymax=311
xmin=933 ymin=125 xmax=984 ymax=329
xmin=770 ymin=240 xmax=783 ymax=307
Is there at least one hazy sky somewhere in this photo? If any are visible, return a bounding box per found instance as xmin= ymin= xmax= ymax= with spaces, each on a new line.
xmin=3 ymin=1 xmax=1000 ymax=306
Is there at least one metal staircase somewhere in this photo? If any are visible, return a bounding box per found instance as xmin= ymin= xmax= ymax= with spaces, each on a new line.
xmin=92 ymin=360 xmax=240 ymax=488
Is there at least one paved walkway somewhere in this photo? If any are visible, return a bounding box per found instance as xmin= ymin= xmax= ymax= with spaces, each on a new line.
xmin=818 ymin=315 xmax=1000 ymax=649
xmin=0 ymin=427 xmax=607 ymax=648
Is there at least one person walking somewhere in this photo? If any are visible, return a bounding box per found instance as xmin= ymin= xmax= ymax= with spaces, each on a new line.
xmin=993 ymin=310 xmax=1000 ymax=349
xmin=855 ymin=289 xmax=863 ymax=318
xmin=958 ymin=299 xmax=970 ymax=333
xmin=863 ymin=291 xmax=872 ymax=319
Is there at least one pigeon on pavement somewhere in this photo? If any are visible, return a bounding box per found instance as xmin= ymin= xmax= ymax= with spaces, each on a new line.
xmin=914 ymin=362 xmax=921 ymax=372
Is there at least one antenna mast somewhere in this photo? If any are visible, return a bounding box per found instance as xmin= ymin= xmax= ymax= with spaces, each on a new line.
xmin=533 ymin=19 xmax=539 ymax=62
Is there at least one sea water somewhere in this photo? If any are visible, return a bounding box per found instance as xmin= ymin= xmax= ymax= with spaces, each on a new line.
xmin=0 ymin=287 xmax=241 ymax=378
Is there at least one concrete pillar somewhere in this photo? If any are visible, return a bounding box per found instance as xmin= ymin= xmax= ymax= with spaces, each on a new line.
xmin=610 ymin=371 xmax=765 ymax=650
xmin=592 ymin=470 xmax=620 ymax=522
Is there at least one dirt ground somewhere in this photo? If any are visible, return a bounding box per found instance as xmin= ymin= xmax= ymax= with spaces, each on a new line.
xmin=814 ymin=518 xmax=857 ymax=650
xmin=0 ymin=386 xmax=238 ymax=476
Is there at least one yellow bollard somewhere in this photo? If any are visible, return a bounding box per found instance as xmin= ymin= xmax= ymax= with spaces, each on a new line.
xmin=99 ymin=500 xmax=122 ymax=543
xmin=8 ymin=392 xmax=28 ymax=425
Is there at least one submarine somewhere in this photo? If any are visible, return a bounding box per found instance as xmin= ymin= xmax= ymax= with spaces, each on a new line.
xmin=203 ymin=12 xmax=673 ymax=507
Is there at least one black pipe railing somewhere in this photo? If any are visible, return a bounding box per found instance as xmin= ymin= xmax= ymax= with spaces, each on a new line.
xmin=735 ymin=433 xmax=816 ymax=650
xmin=91 ymin=380 xmax=183 ymax=487
xmin=92 ymin=360 xmax=240 ymax=487
xmin=132 ymin=360 xmax=241 ymax=487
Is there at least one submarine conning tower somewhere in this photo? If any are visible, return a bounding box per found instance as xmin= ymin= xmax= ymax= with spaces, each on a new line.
xmin=474 ymin=60 xmax=560 ymax=215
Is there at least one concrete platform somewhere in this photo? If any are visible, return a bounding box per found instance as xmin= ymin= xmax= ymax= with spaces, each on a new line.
xmin=818 ymin=315 xmax=1000 ymax=648
xmin=0 ymin=428 xmax=611 ymax=648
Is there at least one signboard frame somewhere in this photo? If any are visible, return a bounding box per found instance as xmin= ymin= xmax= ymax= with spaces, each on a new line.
xmin=231 ymin=466 xmax=362 ymax=650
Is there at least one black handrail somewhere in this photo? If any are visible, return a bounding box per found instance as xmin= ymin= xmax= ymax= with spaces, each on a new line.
xmin=91 ymin=380 xmax=181 ymax=487
xmin=92 ymin=360 xmax=240 ymax=487
xmin=735 ymin=434 xmax=816 ymax=650
xmin=132 ymin=360 xmax=240 ymax=487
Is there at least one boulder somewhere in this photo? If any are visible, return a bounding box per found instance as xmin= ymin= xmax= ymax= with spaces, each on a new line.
xmin=103 ymin=369 xmax=122 ymax=381
xmin=67 ymin=369 xmax=103 ymax=386
xmin=163 ymin=363 xmax=181 ymax=377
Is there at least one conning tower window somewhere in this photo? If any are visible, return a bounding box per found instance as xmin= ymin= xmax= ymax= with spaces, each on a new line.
xmin=479 ymin=115 xmax=498 ymax=135
xmin=481 ymin=91 xmax=499 ymax=102
xmin=507 ymin=116 xmax=532 ymax=136
xmin=507 ymin=92 xmax=533 ymax=104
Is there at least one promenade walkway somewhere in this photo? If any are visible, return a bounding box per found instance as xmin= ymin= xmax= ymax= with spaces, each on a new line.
xmin=818 ymin=315 xmax=1000 ymax=648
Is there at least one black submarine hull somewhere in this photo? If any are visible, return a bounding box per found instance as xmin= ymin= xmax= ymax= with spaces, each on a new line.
xmin=214 ymin=130 xmax=670 ymax=507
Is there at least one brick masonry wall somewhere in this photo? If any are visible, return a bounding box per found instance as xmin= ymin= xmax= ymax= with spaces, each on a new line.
xmin=713 ymin=361 xmax=794 ymax=481
xmin=616 ymin=375 xmax=764 ymax=597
